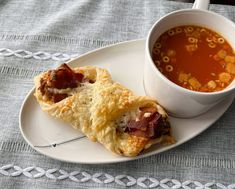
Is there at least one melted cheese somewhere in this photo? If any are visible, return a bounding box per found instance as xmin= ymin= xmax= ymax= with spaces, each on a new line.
xmin=115 ymin=108 xmax=141 ymax=131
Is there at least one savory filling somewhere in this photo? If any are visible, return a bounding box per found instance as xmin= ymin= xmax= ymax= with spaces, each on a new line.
xmin=38 ymin=64 xmax=93 ymax=103
xmin=116 ymin=107 xmax=171 ymax=139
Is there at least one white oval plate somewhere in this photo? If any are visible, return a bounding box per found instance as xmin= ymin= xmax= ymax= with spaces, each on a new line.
xmin=19 ymin=39 xmax=234 ymax=164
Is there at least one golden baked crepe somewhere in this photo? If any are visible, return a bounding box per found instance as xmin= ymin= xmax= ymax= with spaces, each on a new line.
xmin=34 ymin=64 xmax=175 ymax=157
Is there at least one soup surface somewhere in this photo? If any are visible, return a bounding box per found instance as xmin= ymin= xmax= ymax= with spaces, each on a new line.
xmin=152 ymin=25 xmax=235 ymax=92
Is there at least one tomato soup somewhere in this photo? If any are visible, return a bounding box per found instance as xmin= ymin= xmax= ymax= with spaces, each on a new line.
xmin=152 ymin=25 xmax=235 ymax=92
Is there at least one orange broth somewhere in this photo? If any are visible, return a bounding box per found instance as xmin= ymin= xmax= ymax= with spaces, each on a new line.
xmin=152 ymin=25 xmax=235 ymax=92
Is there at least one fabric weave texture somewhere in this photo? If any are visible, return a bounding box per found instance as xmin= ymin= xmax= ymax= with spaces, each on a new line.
xmin=0 ymin=0 xmax=234 ymax=188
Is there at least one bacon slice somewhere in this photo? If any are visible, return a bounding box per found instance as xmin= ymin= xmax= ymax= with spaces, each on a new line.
xmin=125 ymin=108 xmax=170 ymax=139
xmin=46 ymin=63 xmax=84 ymax=89
xmin=38 ymin=64 xmax=85 ymax=103
xmin=52 ymin=93 xmax=68 ymax=103
xmin=127 ymin=120 xmax=149 ymax=131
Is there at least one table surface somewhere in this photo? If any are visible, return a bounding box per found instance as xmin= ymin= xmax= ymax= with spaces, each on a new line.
xmin=0 ymin=0 xmax=234 ymax=188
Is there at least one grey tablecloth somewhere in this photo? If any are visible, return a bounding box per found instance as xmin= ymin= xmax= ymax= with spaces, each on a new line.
xmin=0 ymin=0 xmax=234 ymax=188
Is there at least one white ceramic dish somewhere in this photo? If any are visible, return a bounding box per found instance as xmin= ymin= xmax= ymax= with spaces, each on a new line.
xmin=19 ymin=39 xmax=234 ymax=164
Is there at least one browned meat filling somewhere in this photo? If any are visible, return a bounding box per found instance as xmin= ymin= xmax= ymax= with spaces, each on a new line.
xmin=125 ymin=107 xmax=171 ymax=139
xmin=38 ymin=64 xmax=92 ymax=103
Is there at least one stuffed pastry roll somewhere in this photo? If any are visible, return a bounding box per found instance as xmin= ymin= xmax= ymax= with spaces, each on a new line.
xmin=34 ymin=64 xmax=175 ymax=157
